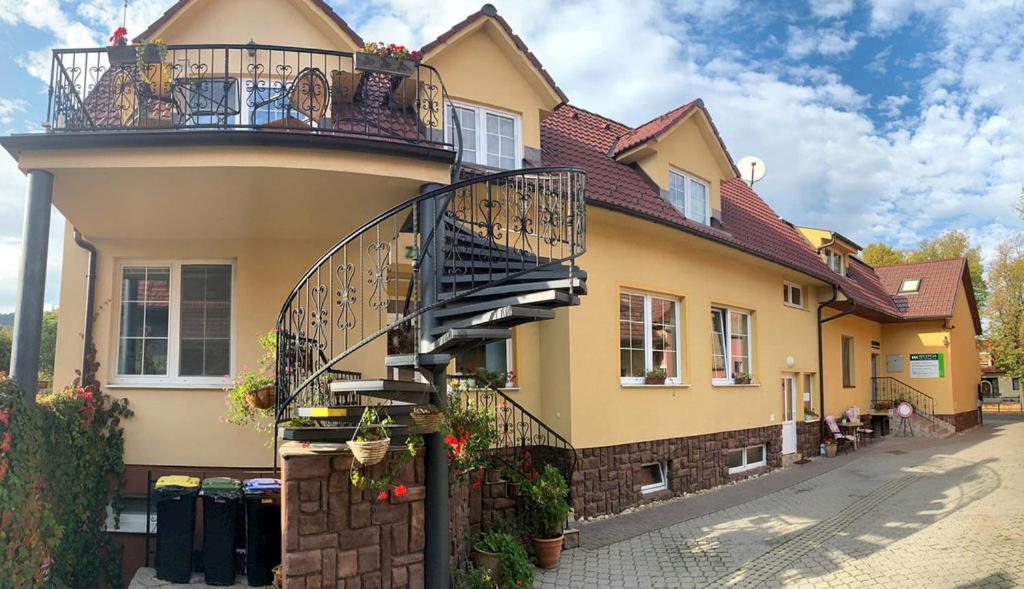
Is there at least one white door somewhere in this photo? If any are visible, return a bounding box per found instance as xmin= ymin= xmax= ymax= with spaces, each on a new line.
xmin=781 ymin=375 xmax=797 ymax=454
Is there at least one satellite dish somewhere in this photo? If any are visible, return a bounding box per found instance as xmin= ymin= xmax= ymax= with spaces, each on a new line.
xmin=738 ymin=156 xmax=767 ymax=186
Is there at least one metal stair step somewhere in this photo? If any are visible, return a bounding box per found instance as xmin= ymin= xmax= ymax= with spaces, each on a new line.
xmin=442 ymin=258 xmax=541 ymax=272
xmin=294 ymin=404 xmax=419 ymax=419
xmin=385 ymin=353 xmax=452 ymax=368
xmin=429 ymin=305 xmax=555 ymax=335
xmin=279 ymin=424 xmax=409 ymax=444
xmin=425 ymin=328 xmax=511 ymax=354
xmin=456 ymin=277 xmax=587 ymax=299
xmin=444 ymin=243 xmax=542 ymax=263
xmin=434 ymin=290 xmax=577 ymax=319
xmin=440 ymin=268 xmax=585 ymax=286
xmin=328 ymin=379 xmax=434 ymax=403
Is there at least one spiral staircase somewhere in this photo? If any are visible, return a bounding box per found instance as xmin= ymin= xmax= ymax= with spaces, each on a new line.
xmin=273 ymin=167 xmax=587 ymax=479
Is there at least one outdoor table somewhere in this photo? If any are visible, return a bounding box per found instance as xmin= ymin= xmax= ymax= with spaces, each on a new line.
xmin=839 ymin=421 xmax=863 ymax=449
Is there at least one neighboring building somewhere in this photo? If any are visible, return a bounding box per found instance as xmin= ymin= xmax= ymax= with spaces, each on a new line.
xmin=2 ymin=0 xmax=983 ymax=583
xmin=980 ymin=342 xmax=1018 ymax=399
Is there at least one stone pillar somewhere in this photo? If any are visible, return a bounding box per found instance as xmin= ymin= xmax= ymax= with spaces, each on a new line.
xmin=10 ymin=169 xmax=53 ymax=399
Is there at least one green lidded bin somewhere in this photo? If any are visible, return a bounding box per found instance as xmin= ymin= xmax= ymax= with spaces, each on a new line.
xmin=200 ymin=477 xmax=243 ymax=586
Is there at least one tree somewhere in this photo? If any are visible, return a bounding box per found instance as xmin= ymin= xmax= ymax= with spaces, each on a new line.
xmin=862 ymin=243 xmax=906 ymax=267
xmin=0 ymin=327 xmax=10 ymax=374
xmin=39 ymin=310 xmax=58 ymax=379
xmin=985 ymin=236 xmax=1024 ymax=378
xmin=908 ymin=230 xmax=988 ymax=308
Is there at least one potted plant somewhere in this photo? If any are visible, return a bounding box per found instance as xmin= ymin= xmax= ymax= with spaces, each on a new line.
xmin=135 ymin=38 xmax=172 ymax=97
xmin=470 ymin=529 xmax=533 ymax=588
xmin=804 ymin=409 xmax=819 ymax=421
xmin=107 ymin=27 xmax=135 ymax=65
xmin=347 ymin=407 xmax=392 ymax=466
xmin=644 ymin=368 xmax=667 ymax=385
xmin=354 ymin=42 xmax=421 ymax=77
xmin=823 ymin=437 xmax=838 ymax=457
xmin=443 ymin=382 xmax=497 ymax=478
xmin=411 ymin=404 xmax=443 ymax=434
xmin=522 ymin=464 xmax=571 ymax=569
xmin=224 ymin=330 xmax=277 ymax=428
xmin=734 ymin=372 xmax=753 ymax=385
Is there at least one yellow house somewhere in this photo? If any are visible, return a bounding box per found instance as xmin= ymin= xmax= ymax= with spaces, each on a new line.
xmin=1 ymin=1 xmax=983 ymax=585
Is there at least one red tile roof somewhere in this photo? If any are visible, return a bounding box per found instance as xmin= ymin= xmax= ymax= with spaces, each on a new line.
xmin=134 ymin=0 xmax=364 ymax=46
xmin=874 ymin=258 xmax=981 ymax=331
xmin=610 ymin=101 xmax=698 ymax=156
xmin=420 ymin=4 xmax=568 ymax=105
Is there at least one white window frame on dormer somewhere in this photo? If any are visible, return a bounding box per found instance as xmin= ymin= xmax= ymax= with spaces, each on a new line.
xmin=446 ymin=101 xmax=523 ymax=170
xmin=667 ymin=168 xmax=710 ymax=225
xmin=783 ymin=282 xmax=805 ymax=309
xmin=823 ymin=247 xmax=845 ymax=275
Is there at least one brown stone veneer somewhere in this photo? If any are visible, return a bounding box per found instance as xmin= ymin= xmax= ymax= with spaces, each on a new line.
xmin=571 ymin=425 xmax=783 ymax=519
xmin=934 ymin=409 xmax=980 ymax=432
xmin=797 ymin=420 xmax=822 ymax=459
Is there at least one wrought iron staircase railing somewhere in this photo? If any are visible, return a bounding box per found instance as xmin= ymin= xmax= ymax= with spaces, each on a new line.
xmin=274 ymin=167 xmax=587 ymax=425
xmin=871 ymin=376 xmax=936 ymax=418
xmin=46 ymin=43 xmax=455 ymax=148
xmin=448 ymin=376 xmax=577 ymax=491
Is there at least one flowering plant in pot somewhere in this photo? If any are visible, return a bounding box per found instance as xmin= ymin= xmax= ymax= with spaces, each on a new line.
xmin=643 ymin=368 xmax=667 ymax=385
xmin=444 ymin=380 xmax=497 ymax=478
xmin=224 ymin=330 xmax=276 ymax=426
xmin=734 ymin=372 xmax=753 ymax=385
xmin=823 ymin=437 xmax=838 ymax=457
xmin=355 ymin=42 xmax=422 ymax=77
xmin=522 ymin=464 xmax=571 ymax=569
xmin=470 ymin=528 xmax=533 ymax=588
xmin=107 ymin=27 xmax=135 ymax=65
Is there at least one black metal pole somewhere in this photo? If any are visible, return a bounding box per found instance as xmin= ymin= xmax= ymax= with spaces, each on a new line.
xmin=418 ymin=182 xmax=449 ymax=589
xmin=10 ymin=169 xmax=53 ymax=400
xmin=73 ymin=228 xmax=97 ymax=381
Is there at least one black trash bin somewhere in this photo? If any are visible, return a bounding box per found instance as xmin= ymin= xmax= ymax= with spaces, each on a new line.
xmin=201 ymin=477 xmax=243 ymax=586
xmin=154 ymin=475 xmax=200 ymax=583
xmin=243 ymin=478 xmax=282 ymax=587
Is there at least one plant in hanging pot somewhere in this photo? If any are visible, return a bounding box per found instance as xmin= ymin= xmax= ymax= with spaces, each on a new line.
xmin=106 ymin=26 xmax=135 ymax=65
xmin=643 ymin=368 xmax=667 ymax=385
xmin=522 ymin=464 xmax=571 ymax=569
xmin=347 ymin=407 xmax=392 ymax=466
xmin=411 ymin=404 xmax=443 ymax=434
xmin=443 ymin=381 xmax=497 ymax=479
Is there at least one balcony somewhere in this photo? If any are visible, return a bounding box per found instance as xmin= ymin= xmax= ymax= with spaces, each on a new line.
xmin=42 ymin=43 xmax=456 ymax=155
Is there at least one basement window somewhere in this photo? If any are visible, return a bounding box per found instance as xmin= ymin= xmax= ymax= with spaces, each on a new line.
xmin=726 ymin=445 xmax=767 ymax=474
xmin=639 ymin=462 xmax=668 ymax=494
xmin=897 ymin=278 xmax=921 ymax=294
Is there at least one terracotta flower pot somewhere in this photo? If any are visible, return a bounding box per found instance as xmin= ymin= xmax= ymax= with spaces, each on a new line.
xmin=246 ymin=385 xmax=276 ymax=410
xmin=533 ymin=535 xmax=564 ymax=569
xmin=825 ymin=444 xmax=838 ymax=458
xmin=471 ymin=547 xmax=499 ymax=576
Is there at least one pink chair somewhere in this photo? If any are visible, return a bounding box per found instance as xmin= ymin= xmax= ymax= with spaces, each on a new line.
xmin=825 ymin=415 xmax=856 ymax=452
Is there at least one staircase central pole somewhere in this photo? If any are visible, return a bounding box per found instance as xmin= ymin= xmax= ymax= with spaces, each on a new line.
xmin=418 ymin=183 xmax=449 ymax=589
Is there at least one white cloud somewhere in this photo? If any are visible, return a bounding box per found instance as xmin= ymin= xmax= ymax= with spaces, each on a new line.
xmin=878 ymin=94 xmax=909 ymax=118
xmin=786 ymin=25 xmax=861 ymax=59
xmin=809 ymin=0 xmax=854 ymax=19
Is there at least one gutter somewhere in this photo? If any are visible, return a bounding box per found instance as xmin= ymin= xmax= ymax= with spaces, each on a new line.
xmin=73 ymin=229 xmax=97 ymax=381
xmin=817 ymin=286 xmax=855 ymax=442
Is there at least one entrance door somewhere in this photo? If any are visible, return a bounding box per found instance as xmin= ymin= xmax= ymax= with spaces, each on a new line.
xmin=781 ymin=374 xmax=797 ymax=454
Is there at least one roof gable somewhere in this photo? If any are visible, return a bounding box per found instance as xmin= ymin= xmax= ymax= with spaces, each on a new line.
xmin=135 ymin=0 xmax=363 ymax=49
xmin=874 ymin=258 xmax=982 ymax=332
xmin=420 ymin=4 xmax=567 ymax=109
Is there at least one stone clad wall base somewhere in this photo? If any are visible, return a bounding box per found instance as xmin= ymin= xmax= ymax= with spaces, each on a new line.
xmin=797 ymin=420 xmax=821 ymax=459
xmin=281 ymin=449 xmax=426 ymax=589
xmin=934 ymin=409 xmax=981 ymax=432
xmin=572 ymin=425 xmax=783 ymax=520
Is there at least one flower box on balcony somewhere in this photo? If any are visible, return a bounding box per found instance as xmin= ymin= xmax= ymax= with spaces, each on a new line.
xmin=107 ymin=45 xmax=136 ymax=65
xmin=354 ymin=52 xmax=417 ymax=77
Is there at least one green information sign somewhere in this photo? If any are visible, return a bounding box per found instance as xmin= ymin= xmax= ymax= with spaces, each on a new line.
xmin=909 ymin=353 xmax=944 ymax=378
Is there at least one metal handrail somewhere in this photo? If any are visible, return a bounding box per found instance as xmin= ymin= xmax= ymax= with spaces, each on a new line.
xmin=46 ymin=43 xmax=454 ymax=148
xmin=871 ymin=376 xmax=936 ymax=417
xmin=274 ymin=167 xmax=588 ymax=423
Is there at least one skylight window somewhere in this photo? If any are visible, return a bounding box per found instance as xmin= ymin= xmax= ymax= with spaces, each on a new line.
xmin=898 ymin=278 xmax=921 ymax=294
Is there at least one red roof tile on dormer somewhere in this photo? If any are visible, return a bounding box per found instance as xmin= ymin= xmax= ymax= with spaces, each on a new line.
xmin=610 ymin=101 xmax=699 ymax=156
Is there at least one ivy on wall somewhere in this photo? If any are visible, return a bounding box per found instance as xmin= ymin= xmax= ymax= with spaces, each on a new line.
xmin=0 ymin=347 xmax=132 ymax=588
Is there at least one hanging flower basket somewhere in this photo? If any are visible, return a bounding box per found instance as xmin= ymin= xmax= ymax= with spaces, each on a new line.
xmin=411 ymin=406 xmax=443 ymax=434
xmin=245 ymin=384 xmax=276 ymax=410
xmin=347 ymin=437 xmax=390 ymax=465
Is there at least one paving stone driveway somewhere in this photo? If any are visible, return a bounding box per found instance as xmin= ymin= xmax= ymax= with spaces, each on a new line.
xmin=538 ymin=415 xmax=1024 ymax=589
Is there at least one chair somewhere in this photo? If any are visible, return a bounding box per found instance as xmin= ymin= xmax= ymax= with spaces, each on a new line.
xmin=825 ymin=415 xmax=856 ymax=453
xmin=252 ymin=67 xmax=329 ymax=127
xmin=848 ymin=407 xmax=874 ymax=444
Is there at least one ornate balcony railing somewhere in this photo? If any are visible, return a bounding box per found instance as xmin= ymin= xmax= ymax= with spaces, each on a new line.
xmin=46 ymin=43 xmax=455 ymax=149
xmin=274 ymin=167 xmax=587 ymax=422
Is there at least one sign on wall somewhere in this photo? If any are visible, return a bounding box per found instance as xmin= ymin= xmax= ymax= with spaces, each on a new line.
xmin=909 ymin=353 xmax=944 ymax=378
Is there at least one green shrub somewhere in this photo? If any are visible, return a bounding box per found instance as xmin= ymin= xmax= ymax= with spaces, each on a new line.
xmin=522 ymin=464 xmax=570 ymax=539
xmin=472 ymin=529 xmax=533 ymax=588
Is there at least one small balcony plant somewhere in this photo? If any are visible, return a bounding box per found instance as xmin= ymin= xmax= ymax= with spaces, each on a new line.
xmin=522 ymin=464 xmax=571 ymax=569
xmin=644 ymin=368 xmax=667 ymax=385
xmin=355 ymin=42 xmax=422 ymax=77
xmin=107 ymin=26 xmax=135 ymax=65
xmin=734 ymin=372 xmax=753 ymax=385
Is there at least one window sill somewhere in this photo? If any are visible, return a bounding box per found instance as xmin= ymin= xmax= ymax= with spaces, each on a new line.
xmin=728 ymin=463 xmax=767 ymax=476
xmin=621 ymin=383 xmax=690 ymax=389
xmin=783 ymin=303 xmax=807 ymax=310
xmin=106 ymin=382 xmax=227 ymax=391
xmin=712 ymin=382 xmax=761 ymax=388
xmin=804 ymin=416 xmax=820 ymax=423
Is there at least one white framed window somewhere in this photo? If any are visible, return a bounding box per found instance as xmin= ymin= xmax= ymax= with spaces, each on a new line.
xmin=446 ymin=102 xmax=522 ymax=169
xmin=726 ymin=444 xmax=767 ymax=474
xmin=824 ymin=247 xmax=845 ymax=275
xmin=454 ymin=338 xmax=515 ymax=388
xmin=803 ymin=373 xmax=816 ymax=418
xmin=112 ymin=261 xmax=234 ymax=387
xmin=842 ymin=336 xmax=855 ymax=388
xmin=668 ymin=169 xmax=710 ymax=225
xmin=783 ymin=282 xmax=804 ymax=308
xmin=711 ymin=306 xmax=752 ymax=384
xmin=620 ymin=291 xmax=682 ymax=385
xmin=897 ymin=278 xmax=921 ymax=294
xmin=639 ymin=462 xmax=668 ymax=494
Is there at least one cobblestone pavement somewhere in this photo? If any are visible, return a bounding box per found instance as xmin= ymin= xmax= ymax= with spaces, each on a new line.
xmin=538 ymin=415 xmax=1024 ymax=588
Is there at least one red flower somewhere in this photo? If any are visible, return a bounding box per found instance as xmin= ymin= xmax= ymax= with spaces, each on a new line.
xmin=393 ymin=484 xmax=407 ymax=498
xmin=473 ymin=479 xmax=481 ymax=490
xmin=109 ymin=26 xmax=128 ymax=46
xmin=377 ymin=490 xmax=389 ymax=502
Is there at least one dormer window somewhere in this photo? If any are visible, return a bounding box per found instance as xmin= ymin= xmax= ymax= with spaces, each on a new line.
xmin=668 ymin=169 xmax=709 ymax=225
xmin=824 ymin=247 xmax=845 ymax=275
xmin=446 ymin=102 xmax=521 ymax=170
xmin=898 ymin=279 xmax=921 ymax=294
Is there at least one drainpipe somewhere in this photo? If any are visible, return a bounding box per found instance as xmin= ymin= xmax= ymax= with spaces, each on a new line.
xmin=10 ymin=170 xmax=54 ymax=401
xmin=817 ymin=285 xmax=856 ymax=441
xmin=73 ymin=229 xmax=97 ymax=381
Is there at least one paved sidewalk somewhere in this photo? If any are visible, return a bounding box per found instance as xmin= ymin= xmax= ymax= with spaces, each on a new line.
xmin=540 ymin=416 xmax=1024 ymax=588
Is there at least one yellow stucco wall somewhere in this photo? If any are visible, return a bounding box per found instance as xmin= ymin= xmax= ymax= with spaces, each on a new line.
xmin=424 ymin=20 xmax=560 ymax=153
xmin=948 ymin=287 xmax=982 ymax=413
xmin=820 ymin=312 xmax=881 ymax=417
xmin=538 ymin=207 xmax=823 ymax=449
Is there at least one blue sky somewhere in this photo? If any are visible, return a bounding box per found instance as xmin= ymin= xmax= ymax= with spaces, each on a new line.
xmin=0 ymin=0 xmax=1022 ymax=312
